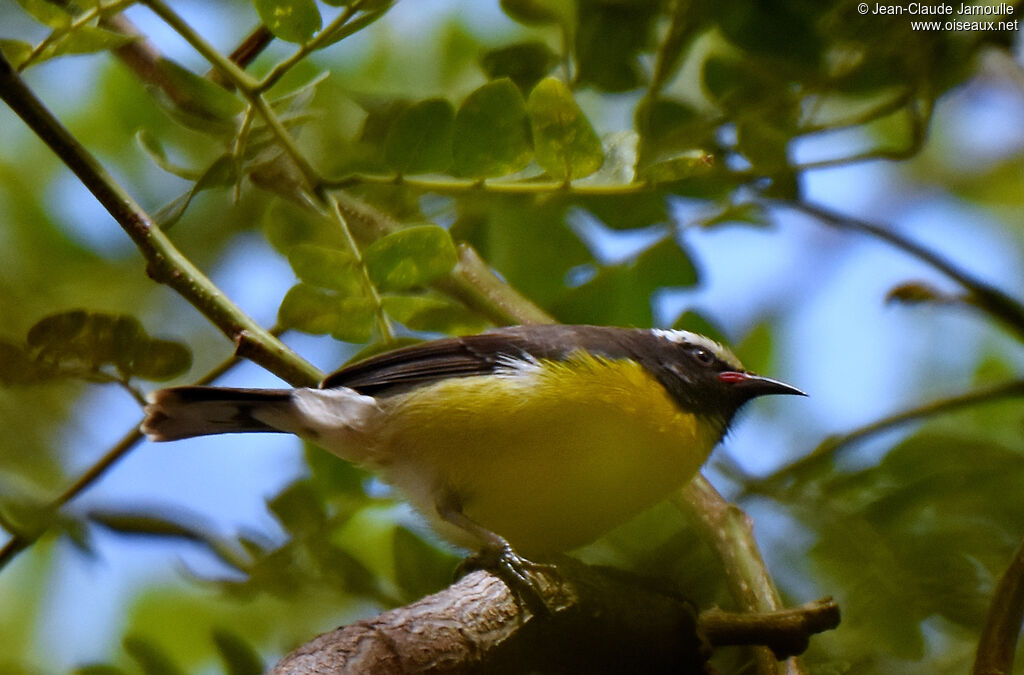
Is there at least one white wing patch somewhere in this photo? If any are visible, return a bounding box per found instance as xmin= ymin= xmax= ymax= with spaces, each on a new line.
xmin=493 ymin=351 xmax=544 ymax=379
xmin=650 ymin=328 xmax=743 ymax=370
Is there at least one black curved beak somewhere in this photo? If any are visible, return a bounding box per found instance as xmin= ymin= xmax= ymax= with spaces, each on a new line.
xmin=718 ymin=371 xmax=807 ymax=399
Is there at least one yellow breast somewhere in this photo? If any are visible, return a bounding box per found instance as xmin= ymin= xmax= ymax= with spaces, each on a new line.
xmin=372 ymin=353 xmax=721 ymax=557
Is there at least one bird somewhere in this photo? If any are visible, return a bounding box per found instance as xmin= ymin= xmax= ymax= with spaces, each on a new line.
xmin=142 ymin=324 xmax=803 ymax=582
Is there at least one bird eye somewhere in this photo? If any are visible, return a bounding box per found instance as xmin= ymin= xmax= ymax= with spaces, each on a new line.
xmin=692 ymin=347 xmax=715 ymax=366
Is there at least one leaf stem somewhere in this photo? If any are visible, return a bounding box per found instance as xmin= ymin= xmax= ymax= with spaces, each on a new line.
xmin=324 ymin=171 xmax=659 ymax=195
xmin=326 ymin=195 xmax=395 ymax=343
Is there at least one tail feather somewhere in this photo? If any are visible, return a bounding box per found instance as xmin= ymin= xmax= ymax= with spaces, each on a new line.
xmin=142 ymin=386 xmax=294 ymax=441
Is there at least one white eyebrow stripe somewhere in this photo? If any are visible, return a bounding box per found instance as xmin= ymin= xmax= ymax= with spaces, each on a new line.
xmin=650 ymin=328 xmax=743 ymax=370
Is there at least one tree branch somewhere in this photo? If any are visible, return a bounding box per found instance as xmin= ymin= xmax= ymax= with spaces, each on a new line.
xmin=675 ymin=476 xmax=803 ymax=674
xmin=785 ymin=200 xmax=1024 ymax=343
xmin=0 ymin=52 xmax=321 ymax=388
xmin=270 ymin=559 xmax=839 ymax=675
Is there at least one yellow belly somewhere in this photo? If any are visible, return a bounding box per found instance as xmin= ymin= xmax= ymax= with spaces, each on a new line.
xmin=370 ymin=354 xmax=720 ymax=557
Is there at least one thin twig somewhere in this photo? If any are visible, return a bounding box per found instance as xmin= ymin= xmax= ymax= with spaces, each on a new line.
xmin=139 ymin=0 xmax=260 ymax=92
xmin=17 ymin=0 xmax=136 ymax=71
xmin=0 ymin=52 xmax=322 ymax=388
xmin=746 ymin=379 xmax=1024 ymax=497
xmin=139 ymin=0 xmax=322 ymax=190
xmin=258 ymin=1 xmax=364 ymax=92
xmin=786 ymin=200 xmax=1024 ymax=343
xmin=209 ymin=25 xmax=275 ymax=87
xmin=973 ymin=534 xmax=1024 ymax=675
xmin=0 ymin=336 xmax=265 ymax=572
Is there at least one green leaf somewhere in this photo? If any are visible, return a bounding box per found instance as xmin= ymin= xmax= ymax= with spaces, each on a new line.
xmin=15 ymin=0 xmax=72 ymax=28
xmin=253 ymin=0 xmax=322 ymax=44
xmin=278 ymin=284 xmax=375 ymax=343
xmin=650 ymin=2 xmax=703 ymax=93
xmin=0 ymin=39 xmax=33 ymax=69
xmin=736 ymin=119 xmax=791 ymax=171
xmin=27 ymin=311 xmax=136 ymax=368
xmin=263 ymin=201 xmax=350 ymax=253
xmin=0 ymin=496 xmax=57 ymax=541
xmin=0 ymin=339 xmax=47 ymax=384
xmin=268 ymin=481 xmax=326 ymax=537
xmin=135 ymin=131 xmax=201 ymax=180
xmin=381 ymin=294 xmax=489 ymax=335
xmin=809 ymin=515 xmax=927 ymax=659
xmin=452 ymin=196 xmax=588 ymax=307
xmin=452 ymin=78 xmax=533 ymax=178
xmin=638 ymin=150 xmax=715 ymax=183
xmin=526 ymin=77 xmax=604 ymax=181
xmin=73 ymin=665 xmax=130 ymax=675
xmin=24 ymin=311 xmax=191 ymax=382
xmin=127 ymin=339 xmax=192 ymax=381
xmin=279 ymin=284 xmax=343 ymax=335
xmin=885 ymin=281 xmax=951 ymax=306
xmin=363 ymin=225 xmax=458 ymax=291
xmin=736 ymin=321 xmax=774 ymax=375
xmin=574 ymin=0 xmax=659 ymax=92
xmin=392 ymin=526 xmax=459 ymax=601
xmin=499 ymin=0 xmax=574 ymax=27
xmin=286 ymin=244 xmax=362 ymax=292
xmin=88 ymin=510 xmax=206 ymax=543
xmin=572 ymin=192 xmax=671 ymax=232
xmin=152 ymin=58 xmax=245 ymax=132
xmin=552 ymin=236 xmax=698 ymax=326
xmin=304 ymin=443 xmax=371 ymax=497
xmin=634 ymin=97 xmax=714 ymax=170
xmin=122 ymin=635 xmax=186 ymax=675
xmin=384 ymin=98 xmax=455 ymax=175
xmin=702 ymin=56 xmax=769 ymax=111
xmin=357 ymin=97 xmax=412 ymax=154
xmin=48 ymin=25 xmax=134 ymax=59
xmin=716 ymin=4 xmax=823 ymax=64
xmin=480 ymin=41 xmax=559 ymax=93
xmin=211 ymin=629 xmax=264 ymax=675
xmin=794 ymin=432 xmax=1024 ymax=657
xmin=312 ymin=3 xmax=392 ymax=50
xmin=151 ymin=155 xmax=238 ymax=228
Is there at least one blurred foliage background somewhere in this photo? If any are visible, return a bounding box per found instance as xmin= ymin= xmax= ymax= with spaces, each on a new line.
xmin=1 ymin=0 xmax=1023 ymax=672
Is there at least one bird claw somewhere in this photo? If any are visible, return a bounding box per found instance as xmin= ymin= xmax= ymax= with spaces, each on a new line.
xmin=459 ymin=544 xmax=556 ymax=617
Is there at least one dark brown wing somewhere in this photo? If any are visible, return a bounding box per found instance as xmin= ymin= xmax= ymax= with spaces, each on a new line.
xmin=321 ymin=325 xmax=639 ymax=396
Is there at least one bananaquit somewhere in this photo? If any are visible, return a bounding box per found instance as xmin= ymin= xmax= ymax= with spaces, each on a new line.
xmin=142 ymin=325 xmax=803 ymax=571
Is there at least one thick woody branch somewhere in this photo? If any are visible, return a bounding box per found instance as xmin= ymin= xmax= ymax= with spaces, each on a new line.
xmin=271 ymin=559 xmax=839 ymax=675
xmin=675 ymin=476 xmax=799 ymax=674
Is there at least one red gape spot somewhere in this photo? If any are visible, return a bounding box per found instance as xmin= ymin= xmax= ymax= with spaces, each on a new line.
xmin=717 ymin=371 xmax=749 ymax=384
